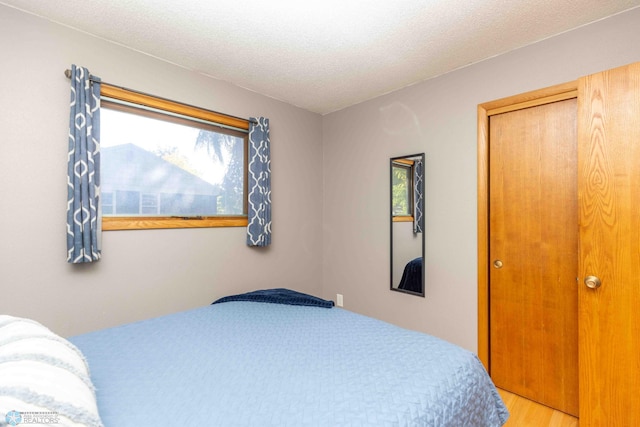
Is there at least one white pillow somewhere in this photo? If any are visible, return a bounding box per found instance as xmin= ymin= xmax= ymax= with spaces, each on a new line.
xmin=0 ymin=315 xmax=103 ymax=427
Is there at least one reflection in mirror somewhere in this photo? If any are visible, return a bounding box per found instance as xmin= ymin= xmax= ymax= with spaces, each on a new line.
xmin=390 ymin=153 xmax=425 ymax=297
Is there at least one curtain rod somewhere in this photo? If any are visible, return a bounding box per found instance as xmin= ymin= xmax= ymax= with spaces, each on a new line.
xmin=63 ymin=69 xmax=256 ymax=125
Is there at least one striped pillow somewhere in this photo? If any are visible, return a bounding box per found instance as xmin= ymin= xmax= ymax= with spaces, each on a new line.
xmin=0 ymin=315 xmax=103 ymax=427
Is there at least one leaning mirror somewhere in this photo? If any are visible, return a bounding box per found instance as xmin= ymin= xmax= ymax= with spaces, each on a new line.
xmin=390 ymin=153 xmax=425 ymax=296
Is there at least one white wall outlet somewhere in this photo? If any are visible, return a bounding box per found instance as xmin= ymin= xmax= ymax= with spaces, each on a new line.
xmin=336 ymin=294 xmax=344 ymax=307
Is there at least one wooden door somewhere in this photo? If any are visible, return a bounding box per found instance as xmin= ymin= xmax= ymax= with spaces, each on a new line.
xmin=489 ymin=98 xmax=579 ymax=416
xmin=578 ymin=62 xmax=640 ymax=426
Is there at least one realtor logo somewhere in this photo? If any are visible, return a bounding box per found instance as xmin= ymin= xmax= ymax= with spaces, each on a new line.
xmin=4 ymin=410 xmax=59 ymax=425
xmin=5 ymin=410 xmax=22 ymax=426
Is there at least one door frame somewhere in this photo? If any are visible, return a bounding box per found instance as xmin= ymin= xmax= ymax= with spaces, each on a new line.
xmin=476 ymin=81 xmax=578 ymax=370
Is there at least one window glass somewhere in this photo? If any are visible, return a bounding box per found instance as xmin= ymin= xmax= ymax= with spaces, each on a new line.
xmin=102 ymin=192 xmax=114 ymax=215
xmin=101 ymin=103 xmax=246 ymax=218
xmin=392 ymin=163 xmax=412 ymax=216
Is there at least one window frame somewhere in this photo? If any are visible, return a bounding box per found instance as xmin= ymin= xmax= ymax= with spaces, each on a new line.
xmin=99 ymin=84 xmax=250 ymax=231
xmin=391 ymin=159 xmax=415 ymax=223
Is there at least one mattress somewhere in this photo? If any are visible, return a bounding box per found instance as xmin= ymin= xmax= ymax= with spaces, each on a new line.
xmin=70 ymin=301 xmax=508 ymax=426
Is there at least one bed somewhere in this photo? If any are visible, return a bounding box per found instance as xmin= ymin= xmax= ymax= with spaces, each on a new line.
xmin=1 ymin=289 xmax=508 ymax=426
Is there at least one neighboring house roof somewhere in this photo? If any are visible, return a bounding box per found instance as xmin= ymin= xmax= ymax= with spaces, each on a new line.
xmin=102 ymin=143 xmax=220 ymax=196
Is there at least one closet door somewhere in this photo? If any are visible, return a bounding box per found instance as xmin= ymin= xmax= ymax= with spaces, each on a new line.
xmin=488 ymin=99 xmax=579 ymax=416
xmin=578 ymin=62 xmax=640 ymax=426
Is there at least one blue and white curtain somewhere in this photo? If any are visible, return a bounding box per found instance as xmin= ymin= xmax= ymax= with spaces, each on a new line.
xmin=66 ymin=65 xmax=102 ymax=263
xmin=413 ymin=159 xmax=424 ymax=234
xmin=247 ymin=117 xmax=272 ymax=247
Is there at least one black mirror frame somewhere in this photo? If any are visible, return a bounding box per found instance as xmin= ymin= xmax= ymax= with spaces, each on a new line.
xmin=390 ymin=153 xmax=425 ymax=297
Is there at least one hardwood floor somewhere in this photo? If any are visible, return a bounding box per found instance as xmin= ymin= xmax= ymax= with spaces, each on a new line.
xmin=498 ymin=388 xmax=578 ymax=427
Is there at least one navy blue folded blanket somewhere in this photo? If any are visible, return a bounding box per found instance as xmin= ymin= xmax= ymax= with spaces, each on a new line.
xmin=212 ymin=288 xmax=335 ymax=308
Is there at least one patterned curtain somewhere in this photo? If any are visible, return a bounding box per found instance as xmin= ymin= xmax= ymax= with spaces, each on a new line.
xmin=66 ymin=65 xmax=102 ymax=263
xmin=246 ymin=117 xmax=272 ymax=247
xmin=413 ymin=159 xmax=424 ymax=234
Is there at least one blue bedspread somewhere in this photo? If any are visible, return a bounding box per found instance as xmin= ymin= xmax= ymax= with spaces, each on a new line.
xmin=70 ymin=302 xmax=508 ymax=426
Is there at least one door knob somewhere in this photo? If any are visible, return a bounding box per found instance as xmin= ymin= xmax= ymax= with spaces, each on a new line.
xmin=493 ymin=260 xmax=503 ymax=269
xmin=584 ymin=276 xmax=602 ymax=289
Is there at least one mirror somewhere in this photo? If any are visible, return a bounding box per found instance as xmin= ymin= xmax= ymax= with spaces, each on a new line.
xmin=390 ymin=153 xmax=425 ymax=296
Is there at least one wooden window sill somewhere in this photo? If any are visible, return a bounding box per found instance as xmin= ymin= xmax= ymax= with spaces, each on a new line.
xmin=103 ymin=216 xmax=248 ymax=231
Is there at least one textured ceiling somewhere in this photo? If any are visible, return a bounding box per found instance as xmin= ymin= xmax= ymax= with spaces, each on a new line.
xmin=2 ymin=0 xmax=639 ymax=114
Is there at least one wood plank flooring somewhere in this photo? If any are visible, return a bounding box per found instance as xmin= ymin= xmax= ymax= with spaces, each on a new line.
xmin=498 ymin=388 xmax=578 ymax=427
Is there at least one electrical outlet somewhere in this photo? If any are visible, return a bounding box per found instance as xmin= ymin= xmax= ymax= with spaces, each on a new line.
xmin=336 ymin=294 xmax=343 ymax=307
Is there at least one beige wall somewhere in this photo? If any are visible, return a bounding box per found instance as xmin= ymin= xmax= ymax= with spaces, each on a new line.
xmin=0 ymin=5 xmax=324 ymax=337
xmin=322 ymin=8 xmax=640 ymax=351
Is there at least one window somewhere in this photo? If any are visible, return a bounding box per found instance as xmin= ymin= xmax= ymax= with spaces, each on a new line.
xmin=99 ymin=84 xmax=249 ymax=230
xmin=391 ymin=159 xmax=414 ymax=222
